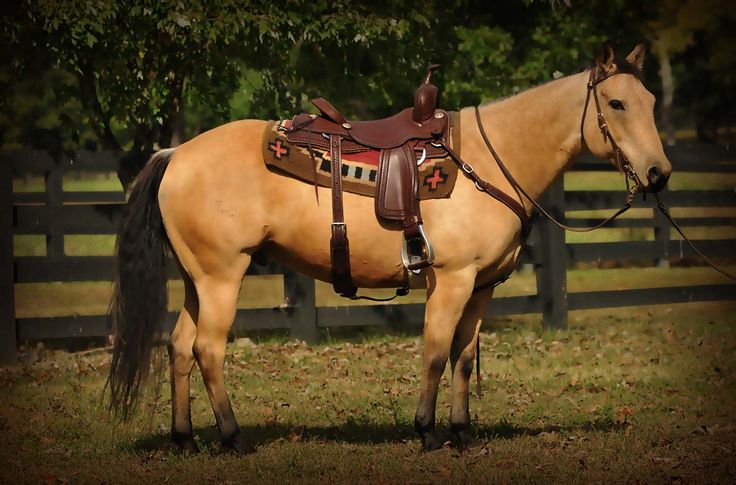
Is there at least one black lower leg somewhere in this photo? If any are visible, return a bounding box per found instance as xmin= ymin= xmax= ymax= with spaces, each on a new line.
xmin=414 ymin=356 xmax=447 ymax=452
xmin=217 ymin=405 xmax=254 ymax=455
xmin=449 ymin=354 xmax=476 ymax=449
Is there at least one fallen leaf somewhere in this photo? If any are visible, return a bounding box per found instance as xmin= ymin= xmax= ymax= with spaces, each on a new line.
xmin=288 ymin=426 xmax=304 ymax=443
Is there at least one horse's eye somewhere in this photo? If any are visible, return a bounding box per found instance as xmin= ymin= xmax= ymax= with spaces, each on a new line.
xmin=609 ymin=99 xmax=625 ymax=110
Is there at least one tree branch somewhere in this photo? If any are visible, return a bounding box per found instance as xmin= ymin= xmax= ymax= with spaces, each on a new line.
xmin=76 ymin=64 xmax=121 ymax=151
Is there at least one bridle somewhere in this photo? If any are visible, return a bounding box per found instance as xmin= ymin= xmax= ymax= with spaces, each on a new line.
xmin=467 ymin=66 xmax=736 ymax=281
xmin=471 ymin=66 xmax=643 ymax=234
xmin=581 ymin=67 xmax=644 ymax=205
xmin=449 ymin=65 xmax=734 ymax=399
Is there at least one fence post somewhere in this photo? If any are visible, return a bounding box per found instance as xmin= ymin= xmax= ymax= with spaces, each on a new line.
xmin=283 ymin=269 xmax=318 ymax=344
xmin=535 ymin=178 xmax=568 ymax=330
xmin=0 ymin=156 xmax=17 ymax=363
xmin=45 ymin=158 xmax=64 ymax=258
xmin=653 ymin=185 xmax=670 ymax=267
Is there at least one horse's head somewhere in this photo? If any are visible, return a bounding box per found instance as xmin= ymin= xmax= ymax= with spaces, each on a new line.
xmin=582 ymin=42 xmax=672 ymax=193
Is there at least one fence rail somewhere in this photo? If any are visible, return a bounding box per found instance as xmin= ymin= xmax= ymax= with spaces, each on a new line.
xmin=1 ymin=147 xmax=735 ymax=363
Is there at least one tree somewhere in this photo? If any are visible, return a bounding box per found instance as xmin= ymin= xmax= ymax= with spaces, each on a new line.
xmin=2 ymin=0 xmax=419 ymax=187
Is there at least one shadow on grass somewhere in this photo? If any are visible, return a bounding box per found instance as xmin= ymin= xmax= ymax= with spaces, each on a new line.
xmin=129 ymin=418 xmax=622 ymax=454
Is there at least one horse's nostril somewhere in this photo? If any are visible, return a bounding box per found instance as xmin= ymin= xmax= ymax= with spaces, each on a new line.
xmin=646 ymin=166 xmax=669 ymax=193
xmin=647 ymin=166 xmax=662 ymax=184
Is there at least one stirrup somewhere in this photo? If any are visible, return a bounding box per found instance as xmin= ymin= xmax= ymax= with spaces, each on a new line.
xmin=401 ymin=225 xmax=434 ymax=274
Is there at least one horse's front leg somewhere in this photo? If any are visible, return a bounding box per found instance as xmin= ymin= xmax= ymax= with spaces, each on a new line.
xmin=449 ymin=285 xmax=493 ymax=448
xmin=414 ymin=268 xmax=476 ymax=451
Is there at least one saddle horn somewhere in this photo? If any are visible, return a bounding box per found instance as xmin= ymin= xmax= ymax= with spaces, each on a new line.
xmin=412 ymin=64 xmax=441 ymax=124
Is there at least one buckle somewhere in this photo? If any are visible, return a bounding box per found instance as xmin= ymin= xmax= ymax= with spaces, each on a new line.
xmin=461 ymin=162 xmax=474 ymax=174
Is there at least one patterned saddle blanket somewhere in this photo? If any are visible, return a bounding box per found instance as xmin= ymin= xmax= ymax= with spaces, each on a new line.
xmin=261 ymin=116 xmax=460 ymax=200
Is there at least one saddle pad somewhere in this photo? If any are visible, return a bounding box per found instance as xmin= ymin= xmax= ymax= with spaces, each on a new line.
xmin=262 ymin=113 xmax=460 ymax=199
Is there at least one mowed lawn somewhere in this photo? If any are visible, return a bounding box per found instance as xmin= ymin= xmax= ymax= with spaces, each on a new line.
xmin=5 ymin=165 xmax=735 ymax=482
xmin=1 ymin=302 xmax=735 ymax=483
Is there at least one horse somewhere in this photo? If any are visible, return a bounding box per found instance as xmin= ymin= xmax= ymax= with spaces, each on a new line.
xmin=108 ymin=42 xmax=671 ymax=453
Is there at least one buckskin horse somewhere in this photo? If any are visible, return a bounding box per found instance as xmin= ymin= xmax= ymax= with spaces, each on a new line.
xmin=108 ymin=43 xmax=671 ymax=453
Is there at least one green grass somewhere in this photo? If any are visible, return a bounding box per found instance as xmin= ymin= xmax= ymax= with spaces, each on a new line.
xmin=5 ymin=171 xmax=736 ymax=482
xmin=14 ymin=266 xmax=734 ymax=319
xmin=564 ymin=171 xmax=736 ymax=191
xmin=1 ymin=302 xmax=735 ymax=483
xmin=13 ymin=172 xmax=123 ymax=193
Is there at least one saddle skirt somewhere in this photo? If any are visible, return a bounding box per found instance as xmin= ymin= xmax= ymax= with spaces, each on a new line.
xmin=262 ymin=114 xmax=460 ymax=200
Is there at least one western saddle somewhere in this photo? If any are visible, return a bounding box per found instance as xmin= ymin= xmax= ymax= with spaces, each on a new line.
xmin=286 ymin=65 xmax=451 ymax=297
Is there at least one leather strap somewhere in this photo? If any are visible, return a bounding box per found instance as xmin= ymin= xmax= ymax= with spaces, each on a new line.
xmin=313 ymin=98 xmax=348 ymax=126
xmin=329 ymin=134 xmax=357 ymax=297
xmin=440 ymin=141 xmax=531 ymax=240
xmin=474 ymin=105 xmax=635 ymax=233
xmin=654 ymin=193 xmax=736 ymax=281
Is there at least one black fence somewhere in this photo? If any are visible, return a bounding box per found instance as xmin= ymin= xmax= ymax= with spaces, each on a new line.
xmin=1 ymin=146 xmax=734 ymax=363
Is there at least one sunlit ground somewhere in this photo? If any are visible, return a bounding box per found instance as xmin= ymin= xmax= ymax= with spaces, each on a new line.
xmin=1 ymin=301 xmax=734 ymax=483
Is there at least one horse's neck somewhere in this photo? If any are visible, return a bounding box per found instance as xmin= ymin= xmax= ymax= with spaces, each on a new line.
xmin=472 ymin=71 xmax=588 ymax=204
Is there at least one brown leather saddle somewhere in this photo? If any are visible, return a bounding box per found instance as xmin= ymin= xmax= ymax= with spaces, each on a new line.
xmin=286 ymin=65 xmax=450 ymax=297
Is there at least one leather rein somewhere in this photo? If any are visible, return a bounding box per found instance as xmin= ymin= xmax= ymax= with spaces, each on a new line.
xmin=448 ymin=66 xmax=735 ymax=282
xmin=468 ymin=67 xmax=642 ymax=235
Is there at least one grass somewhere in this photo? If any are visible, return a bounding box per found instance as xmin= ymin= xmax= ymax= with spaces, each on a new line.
xmin=13 ymin=265 xmax=735 ymax=319
xmin=564 ymin=171 xmax=736 ymax=191
xmin=5 ymin=167 xmax=736 ymax=482
xmin=1 ymin=301 xmax=735 ymax=483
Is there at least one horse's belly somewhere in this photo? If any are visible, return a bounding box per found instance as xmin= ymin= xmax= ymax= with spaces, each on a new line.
xmin=261 ymin=174 xmax=407 ymax=287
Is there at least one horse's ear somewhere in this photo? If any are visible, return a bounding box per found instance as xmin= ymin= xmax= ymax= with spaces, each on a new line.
xmin=625 ymin=42 xmax=646 ymax=70
xmin=596 ymin=41 xmax=615 ymax=73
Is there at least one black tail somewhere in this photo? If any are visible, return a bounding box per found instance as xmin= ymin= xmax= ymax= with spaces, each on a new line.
xmin=108 ymin=149 xmax=174 ymax=419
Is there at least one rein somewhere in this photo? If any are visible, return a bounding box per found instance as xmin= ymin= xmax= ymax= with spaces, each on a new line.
xmin=654 ymin=194 xmax=736 ymax=281
xmin=470 ymin=67 xmax=735 ymax=282
xmin=473 ymin=68 xmax=641 ymax=233
xmin=463 ymin=66 xmax=735 ymax=399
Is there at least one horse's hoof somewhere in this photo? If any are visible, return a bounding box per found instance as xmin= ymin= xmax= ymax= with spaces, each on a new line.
xmin=419 ymin=433 xmax=443 ymax=452
xmin=222 ymin=434 xmax=256 ymax=455
xmin=171 ymin=435 xmax=199 ymax=456
xmin=453 ymin=429 xmax=480 ymax=451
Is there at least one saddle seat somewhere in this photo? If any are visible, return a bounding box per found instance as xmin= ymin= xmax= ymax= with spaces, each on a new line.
xmin=288 ymin=101 xmax=449 ymax=153
xmin=285 ymin=65 xmax=449 ymax=297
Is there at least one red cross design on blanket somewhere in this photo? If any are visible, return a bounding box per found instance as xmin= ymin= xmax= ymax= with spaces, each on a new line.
xmin=268 ymin=139 xmax=290 ymax=160
xmin=423 ymin=167 xmax=448 ymax=192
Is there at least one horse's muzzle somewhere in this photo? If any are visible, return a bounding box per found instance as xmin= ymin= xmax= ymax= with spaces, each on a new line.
xmin=646 ymin=166 xmax=669 ymax=193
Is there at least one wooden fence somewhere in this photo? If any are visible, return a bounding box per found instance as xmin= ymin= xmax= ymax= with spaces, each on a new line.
xmin=1 ymin=147 xmax=735 ymax=363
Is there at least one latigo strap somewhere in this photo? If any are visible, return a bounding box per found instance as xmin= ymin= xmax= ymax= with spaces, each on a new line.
xmin=329 ymin=134 xmax=357 ymax=297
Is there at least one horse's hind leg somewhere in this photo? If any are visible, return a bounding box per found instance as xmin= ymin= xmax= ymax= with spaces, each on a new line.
xmin=192 ymin=255 xmax=251 ymax=454
xmin=168 ymin=273 xmax=199 ymax=453
xmin=449 ymin=286 xmax=493 ymax=448
xmin=414 ymin=268 xmax=476 ymax=452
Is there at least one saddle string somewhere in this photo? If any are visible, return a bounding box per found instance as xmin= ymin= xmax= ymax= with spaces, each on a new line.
xmin=286 ymin=114 xmax=322 ymax=204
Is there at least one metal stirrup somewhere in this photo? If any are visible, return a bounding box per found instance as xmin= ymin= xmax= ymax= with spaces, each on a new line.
xmin=401 ymin=225 xmax=434 ymax=274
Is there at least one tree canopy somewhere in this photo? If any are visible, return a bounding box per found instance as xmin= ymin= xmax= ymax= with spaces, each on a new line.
xmin=2 ymin=0 xmax=732 ymax=184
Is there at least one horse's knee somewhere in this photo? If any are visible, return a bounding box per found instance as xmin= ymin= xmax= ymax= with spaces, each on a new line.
xmin=427 ymin=354 xmax=447 ymax=377
xmin=193 ymin=335 xmax=217 ymax=365
xmin=169 ymin=309 xmax=197 ymax=368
